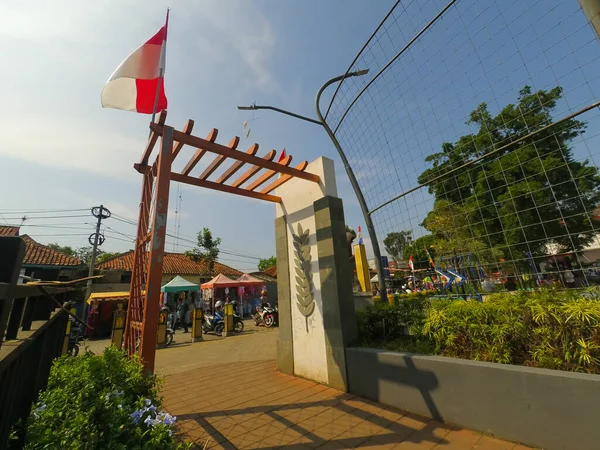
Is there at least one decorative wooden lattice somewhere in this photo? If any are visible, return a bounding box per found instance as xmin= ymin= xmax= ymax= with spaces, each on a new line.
xmin=125 ymin=111 xmax=320 ymax=373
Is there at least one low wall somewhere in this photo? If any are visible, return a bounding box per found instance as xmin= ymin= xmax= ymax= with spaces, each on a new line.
xmin=346 ymin=347 xmax=600 ymax=450
xmin=353 ymin=292 xmax=373 ymax=310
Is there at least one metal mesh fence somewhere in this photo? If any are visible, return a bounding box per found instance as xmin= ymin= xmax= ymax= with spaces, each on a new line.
xmin=326 ymin=0 xmax=600 ymax=294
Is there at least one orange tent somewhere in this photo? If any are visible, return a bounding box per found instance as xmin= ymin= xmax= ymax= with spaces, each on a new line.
xmin=236 ymin=273 xmax=265 ymax=286
xmin=200 ymin=273 xmax=241 ymax=289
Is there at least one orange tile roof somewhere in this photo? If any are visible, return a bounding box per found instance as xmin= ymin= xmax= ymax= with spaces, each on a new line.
xmin=21 ymin=235 xmax=83 ymax=267
xmin=97 ymin=250 xmax=243 ymax=277
xmin=0 ymin=226 xmax=20 ymax=237
xmin=264 ymin=265 xmax=277 ymax=278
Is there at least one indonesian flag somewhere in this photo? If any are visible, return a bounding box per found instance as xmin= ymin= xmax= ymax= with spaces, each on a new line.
xmin=278 ymin=148 xmax=287 ymax=163
xmin=101 ymin=12 xmax=169 ymax=114
xmin=408 ymin=255 xmax=414 ymax=271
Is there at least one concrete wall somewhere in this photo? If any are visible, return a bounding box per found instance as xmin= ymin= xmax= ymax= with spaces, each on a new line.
xmin=353 ymin=292 xmax=374 ymax=310
xmin=346 ymin=347 xmax=600 ymax=450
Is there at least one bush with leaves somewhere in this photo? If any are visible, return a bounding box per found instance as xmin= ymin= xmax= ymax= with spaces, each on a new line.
xmin=358 ymin=288 xmax=600 ymax=374
xmin=20 ymin=346 xmax=190 ymax=450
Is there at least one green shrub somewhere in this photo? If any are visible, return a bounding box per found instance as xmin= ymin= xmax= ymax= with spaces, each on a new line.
xmin=20 ymin=346 xmax=190 ymax=450
xmin=358 ymin=288 xmax=600 ymax=374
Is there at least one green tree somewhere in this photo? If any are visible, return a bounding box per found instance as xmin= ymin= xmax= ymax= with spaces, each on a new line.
xmin=418 ymin=86 xmax=600 ymax=262
xmin=186 ymin=228 xmax=221 ymax=274
xmin=76 ymin=247 xmax=97 ymax=265
xmin=96 ymin=252 xmax=120 ymax=264
xmin=402 ymin=234 xmax=436 ymax=270
xmin=384 ymin=231 xmax=412 ymax=262
xmin=47 ymin=243 xmax=76 ymax=257
xmin=258 ymin=256 xmax=276 ymax=272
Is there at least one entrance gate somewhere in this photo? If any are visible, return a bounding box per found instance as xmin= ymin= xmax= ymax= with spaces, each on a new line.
xmin=125 ymin=111 xmax=321 ymax=374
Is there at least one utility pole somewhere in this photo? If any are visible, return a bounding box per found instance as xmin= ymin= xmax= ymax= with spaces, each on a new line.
xmin=83 ymin=205 xmax=111 ymax=319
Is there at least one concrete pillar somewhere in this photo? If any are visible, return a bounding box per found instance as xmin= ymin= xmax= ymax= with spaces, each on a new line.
xmin=580 ymin=0 xmax=600 ymax=38
xmin=274 ymin=157 xmax=356 ymax=391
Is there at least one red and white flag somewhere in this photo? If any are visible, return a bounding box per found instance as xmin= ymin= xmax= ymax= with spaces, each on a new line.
xmin=278 ymin=148 xmax=287 ymax=163
xmin=408 ymin=255 xmax=414 ymax=271
xmin=101 ymin=12 xmax=169 ymax=114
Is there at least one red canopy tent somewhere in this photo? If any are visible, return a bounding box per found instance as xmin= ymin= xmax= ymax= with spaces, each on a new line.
xmin=200 ymin=273 xmax=241 ymax=289
xmin=236 ymin=273 xmax=265 ymax=286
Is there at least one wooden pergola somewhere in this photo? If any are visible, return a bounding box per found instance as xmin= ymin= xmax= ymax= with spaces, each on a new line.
xmin=124 ymin=111 xmax=320 ymax=373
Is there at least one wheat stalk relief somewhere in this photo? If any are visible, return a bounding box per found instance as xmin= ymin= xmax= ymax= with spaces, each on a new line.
xmin=293 ymin=224 xmax=315 ymax=332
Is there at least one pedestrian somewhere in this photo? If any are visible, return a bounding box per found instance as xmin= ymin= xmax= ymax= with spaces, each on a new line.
xmin=177 ymin=297 xmax=189 ymax=333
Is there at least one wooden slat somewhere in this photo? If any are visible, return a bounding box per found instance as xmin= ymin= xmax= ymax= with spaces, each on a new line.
xmin=171 ymin=119 xmax=194 ymax=160
xmin=260 ymin=161 xmax=309 ymax=194
xmin=231 ymin=150 xmax=277 ymax=188
xmin=199 ymin=136 xmax=240 ymax=180
xmin=180 ymin=128 xmax=218 ymax=175
xmin=246 ymin=155 xmax=293 ymax=191
xmin=140 ymin=111 xmax=167 ymax=165
xmin=216 ymin=144 xmax=259 ymax=184
xmin=151 ymin=119 xmax=195 ymax=173
xmin=171 ymin=172 xmax=281 ymax=203
xmin=151 ymin=124 xmax=320 ymax=184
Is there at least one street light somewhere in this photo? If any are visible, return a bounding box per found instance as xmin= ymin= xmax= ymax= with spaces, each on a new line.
xmin=238 ymin=69 xmax=388 ymax=300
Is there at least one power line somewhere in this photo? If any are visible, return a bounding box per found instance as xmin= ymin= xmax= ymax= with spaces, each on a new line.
xmin=1 ymin=214 xmax=91 ymax=220
xmin=0 ymin=208 xmax=89 ymax=213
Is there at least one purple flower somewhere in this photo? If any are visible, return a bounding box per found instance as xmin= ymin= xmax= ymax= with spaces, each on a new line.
xmin=130 ymin=410 xmax=143 ymax=425
xmin=162 ymin=414 xmax=176 ymax=426
xmin=144 ymin=416 xmax=155 ymax=427
xmin=144 ymin=398 xmax=152 ymax=407
xmin=32 ymin=404 xmax=47 ymax=418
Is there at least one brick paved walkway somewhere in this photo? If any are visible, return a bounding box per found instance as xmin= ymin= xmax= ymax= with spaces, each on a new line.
xmin=162 ymin=360 xmax=532 ymax=450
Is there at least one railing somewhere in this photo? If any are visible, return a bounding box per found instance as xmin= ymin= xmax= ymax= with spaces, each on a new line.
xmin=0 ymin=237 xmax=71 ymax=449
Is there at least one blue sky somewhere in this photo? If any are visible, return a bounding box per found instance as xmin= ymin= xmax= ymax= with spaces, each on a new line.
xmin=0 ymin=0 xmax=393 ymax=271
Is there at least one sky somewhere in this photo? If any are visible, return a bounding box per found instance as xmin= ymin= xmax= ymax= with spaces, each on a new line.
xmin=0 ymin=0 xmax=393 ymax=271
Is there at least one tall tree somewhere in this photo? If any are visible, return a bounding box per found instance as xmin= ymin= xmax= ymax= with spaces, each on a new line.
xmin=47 ymin=243 xmax=76 ymax=257
xmin=96 ymin=252 xmax=120 ymax=264
xmin=384 ymin=230 xmax=412 ymax=262
xmin=417 ymin=86 xmax=600 ymax=265
xmin=186 ymin=228 xmax=221 ymax=274
xmin=258 ymin=256 xmax=276 ymax=272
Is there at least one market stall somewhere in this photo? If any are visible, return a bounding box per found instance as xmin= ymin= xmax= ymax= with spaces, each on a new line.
xmin=236 ymin=274 xmax=267 ymax=317
xmin=86 ymin=291 xmax=133 ymax=338
xmin=161 ymin=276 xmax=200 ymax=325
xmin=200 ymin=274 xmax=241 ymax=314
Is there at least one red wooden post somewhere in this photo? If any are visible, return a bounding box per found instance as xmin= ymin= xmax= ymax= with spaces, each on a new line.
xmin=124 ymin=166 xmax=154 ymax=355
xmin=139 ymin=125 xmax=173 ymax=374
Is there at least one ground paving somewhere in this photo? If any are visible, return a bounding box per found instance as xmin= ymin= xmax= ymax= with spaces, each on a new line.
xmin=158 ymin=325 xmax=533 ymax=450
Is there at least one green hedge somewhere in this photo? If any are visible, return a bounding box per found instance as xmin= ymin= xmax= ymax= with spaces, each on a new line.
xmin=16 ymin=346 xmax=190 ymax=450
xmin=357 ymin=289 xmax=600 ymax=374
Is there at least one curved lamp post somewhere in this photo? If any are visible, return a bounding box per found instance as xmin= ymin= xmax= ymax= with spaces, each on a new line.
xmin=238 ymin=70 xmax=387 ymax=300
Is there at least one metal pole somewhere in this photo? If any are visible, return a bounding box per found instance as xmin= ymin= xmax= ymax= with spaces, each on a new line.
xmin=237 ymin=69 xmax=387 ymax=299
xmin=315 ymin=74 xmax=387 ymax=301
xmin=579 ymin=0 xmax=600 ymax=38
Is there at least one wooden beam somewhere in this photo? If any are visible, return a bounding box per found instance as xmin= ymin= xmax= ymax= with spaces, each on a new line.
xmin=151 ymin=123 xmax=320 ymax=184
xmin=171 ymin=172 xmax=281 ymax=203
xmin=260 ymin=161 xmax=309 ymax=194
xmin=150 ymin=119 xmax=195 ymax=173
xmin=171 ymin=119 xmax=195 ymax=160
xmin=246 ymin=155 xmax=293 ymax=191
xmin=180 ymin=128 xmax=218 ymax=175
xmin=231 ymin=149 xmax=276 ymax=188
xmin=215 ymin=144 xmax=259 ymax=184
xmin=140 ymin=110 xmax=167 ymax=165
xmin=199 ymin=136 xmax=239 ymax=180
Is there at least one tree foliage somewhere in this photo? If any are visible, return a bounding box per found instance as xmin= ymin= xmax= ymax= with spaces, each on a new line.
xmin=186 ymin=228 xmax=221 ymax=274
xmin=96 ymin=252 xmax=120 ymax=264
xmin=417 ymin=86 xmax=600 ymax=263
xmin=384 ymin=231 xmax=412 ymax=262
xmin=258 ymin=256 xmax=276 ymax=272
xmin=47 ymin=243 xmax=76 ymax=257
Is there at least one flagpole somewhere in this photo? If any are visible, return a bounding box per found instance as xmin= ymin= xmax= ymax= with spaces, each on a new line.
xmin=150 ymin=8 xmax=170 ymax=128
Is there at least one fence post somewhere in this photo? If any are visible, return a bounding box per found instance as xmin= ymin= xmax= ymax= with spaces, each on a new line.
xmin=0 ymin=237 xmax=26 ymax=350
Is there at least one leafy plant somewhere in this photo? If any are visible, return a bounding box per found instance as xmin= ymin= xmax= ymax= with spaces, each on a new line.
xmin=185 ymin=228 xmax=221 ymax=274
xmin=258 ymin=256 xmax=276 ymax=272
xmin=19 ymin=346 xmax=190 ymax=450
xmin=358 ymin=288 xmax=600 ymax=374
xmin=293 ymin=224 xmax=315 ymax=332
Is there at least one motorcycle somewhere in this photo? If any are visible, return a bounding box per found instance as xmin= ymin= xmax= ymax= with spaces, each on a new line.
xmin=67 ymin=318 xmax=84 ymax=357
xmin=253 ymin=304 xmax=278 ymax=328
xmin=233 ymin=312 xmax=244 ymax=333
xmin=202 ymin=310 xmax=225 ymax=336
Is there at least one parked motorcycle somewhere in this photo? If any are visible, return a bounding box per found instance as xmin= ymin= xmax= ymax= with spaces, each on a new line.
xmin=233 ymin=312 xmax=244 ymax=333
xmin=202 ymin=310 xmax=225 ymax=336
xmin=253 ymin=304 xmax=278 ymax=328
xmin=67 ymin=318 xmax=84 ymax=357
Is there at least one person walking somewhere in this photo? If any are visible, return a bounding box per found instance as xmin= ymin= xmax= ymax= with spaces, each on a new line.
xmin=177 ymin=298 xmax=189 ymax=333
